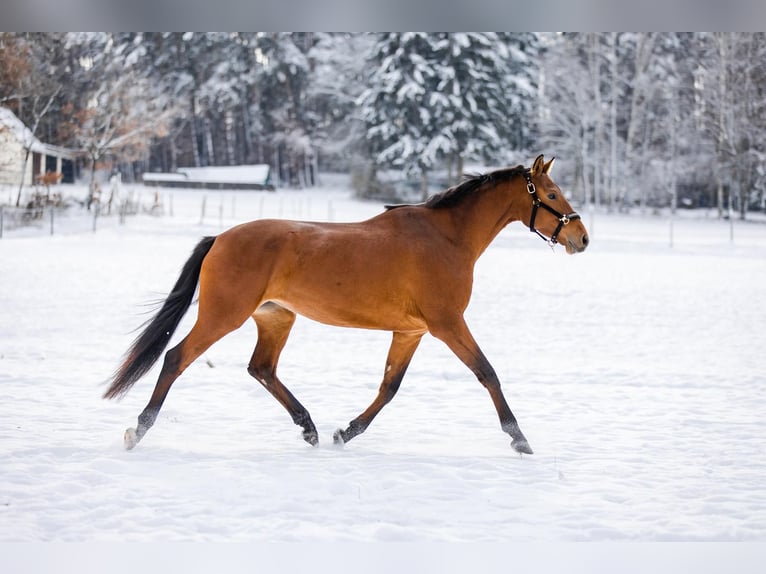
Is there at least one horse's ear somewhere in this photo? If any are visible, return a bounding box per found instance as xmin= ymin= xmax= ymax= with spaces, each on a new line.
xmin=543 ymin=157 xmax=556 ymax=175
xmin=531 ymin=154 xmax=545 ymax=176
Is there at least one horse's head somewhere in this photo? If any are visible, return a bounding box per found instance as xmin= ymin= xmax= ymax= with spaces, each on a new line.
xmin=524 ymin=155 xmax=589 ymax=254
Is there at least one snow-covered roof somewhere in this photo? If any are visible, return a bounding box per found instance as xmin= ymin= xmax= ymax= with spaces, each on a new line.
xmin=141 ymin=172 xmax=188 ymax=182
xmin=144 ymin=165 xmax=271 ymax=185
xmin=177 ymin=165 xmax=271 ymax=185
xmin=0 ymin=106 xmax=76 ymax=158
xmin=143 ymin=165 xmax=273 ymax=189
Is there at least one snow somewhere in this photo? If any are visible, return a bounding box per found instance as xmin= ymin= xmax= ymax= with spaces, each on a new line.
xmin=1 ymin=179 xmax=765 ymax=553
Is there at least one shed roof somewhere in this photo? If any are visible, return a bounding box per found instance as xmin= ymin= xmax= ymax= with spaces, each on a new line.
xmin=0 ymin=106 xmax=77 ymax=159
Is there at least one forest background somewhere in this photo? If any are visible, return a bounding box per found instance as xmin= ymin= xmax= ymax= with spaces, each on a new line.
xmin=2 ymin=32 xmax=765 ymax=218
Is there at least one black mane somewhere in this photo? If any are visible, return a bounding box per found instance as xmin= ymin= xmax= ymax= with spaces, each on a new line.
xmin=385 ymin=165 xmax=528 ymax=211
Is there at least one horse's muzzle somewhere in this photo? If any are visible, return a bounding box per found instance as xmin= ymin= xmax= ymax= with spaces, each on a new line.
xmin=566 ymin=233 xmax=589 ymax=254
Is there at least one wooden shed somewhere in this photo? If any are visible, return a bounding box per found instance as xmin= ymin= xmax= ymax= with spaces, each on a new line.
xmin=0 ymin=106 xmax=77 ymax=187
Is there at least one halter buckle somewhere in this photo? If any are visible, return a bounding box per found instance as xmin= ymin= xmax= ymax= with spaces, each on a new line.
xmin=560 ymin=215 xmax=570 ymax=225
xmin=527 ymin=182 xmax=536 ymax=195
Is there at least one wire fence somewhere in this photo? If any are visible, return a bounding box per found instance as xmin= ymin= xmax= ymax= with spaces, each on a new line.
xmin=0 ymin=200 xmax=144 ymax=240
xmin=0 ymin=184 xmax=346 ymax=241
xmin=0 ymin=182 xmax=169 ymax=240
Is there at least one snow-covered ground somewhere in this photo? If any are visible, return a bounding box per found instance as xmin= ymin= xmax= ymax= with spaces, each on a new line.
xmin=1 ymin=178 xmax=765 ymax=555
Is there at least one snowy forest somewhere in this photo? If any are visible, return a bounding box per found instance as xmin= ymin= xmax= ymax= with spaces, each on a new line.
xmin=2 ymin=32 xmax=765 ymax=218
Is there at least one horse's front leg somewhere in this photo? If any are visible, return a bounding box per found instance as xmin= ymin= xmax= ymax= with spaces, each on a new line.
xmin=431 ymin=317 xmax=533 ymax=455
xmin=333 ymin=331 xmax=423 ymax=445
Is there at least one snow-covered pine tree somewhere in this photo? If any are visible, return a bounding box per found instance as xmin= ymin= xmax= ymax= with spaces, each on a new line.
xmin=193 ymin=33 xmax=259 ymax=167
xmin=499 ymin=32 xmax=541 ymax=153
xmin=359 ymin=33 xmax=540 ymax=200
xmin=305 ymin=33 xmax=375 ymax=175
xmin=359 ymin=33 xmax=445 ymax=200
xmin=117 ymin=32 xmax=213 ymax=170
xmin=253 ymin=33 xmax=314 ymax=187
xmin=431 ymin=32 xmax=539 ymax=185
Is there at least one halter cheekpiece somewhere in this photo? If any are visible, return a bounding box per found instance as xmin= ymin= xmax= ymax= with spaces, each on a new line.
xmin=523 ymin=169 xmax=581 ymax=248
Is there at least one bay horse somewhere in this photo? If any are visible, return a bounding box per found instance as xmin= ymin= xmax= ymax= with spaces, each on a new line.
xmin=105 ymin=155 xmax=589 ymax=455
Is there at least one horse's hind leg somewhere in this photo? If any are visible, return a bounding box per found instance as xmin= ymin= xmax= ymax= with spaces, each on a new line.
xmin=124 ymin=315 xmax=243 ymax=450
xmin=248 ymin=303 xmax=318 ymax=446
xmin=333 ymin=331 xmax=423 ymax=445
xmin=125 ymin=269 xmax=257 ymax=450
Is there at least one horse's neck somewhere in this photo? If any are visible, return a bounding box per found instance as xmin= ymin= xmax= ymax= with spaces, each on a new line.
xmin=442 ymin=182 xmax=522 ymax=258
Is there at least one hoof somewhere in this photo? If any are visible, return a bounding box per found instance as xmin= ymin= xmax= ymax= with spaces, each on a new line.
xmin=332 ymin=428 xmax=345 ymax=445
xmin=124 ymin=428 xmax=139 ymax=451
xmin=303 ymin=429 xmax=319 ymax=447
xmin=511 ymin=438 xmax=534 ymax=455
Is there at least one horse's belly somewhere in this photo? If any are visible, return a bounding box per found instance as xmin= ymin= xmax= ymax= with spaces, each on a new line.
xmin=270 ymin=284 xmax=426 ymax=332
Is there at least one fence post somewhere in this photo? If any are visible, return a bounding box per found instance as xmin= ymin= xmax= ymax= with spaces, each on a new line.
xmin=200 ymin=195 xmax=207 ymax=225
xmin=0 ymin=205 xmax=4 ymax=239
xmin=93 ymin=203 xmax=100 ymax=233
xmin=50 ymin=207 xmax=54 ymax=236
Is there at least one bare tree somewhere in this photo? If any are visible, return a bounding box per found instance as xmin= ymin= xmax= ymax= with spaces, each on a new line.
xmin=622 ymin=33 xmax=657 ymax=209
xmin=539 ymin=34 xmax=602 ymax=207
xmin=1 ymin=34 xmax=65 ymax=206
xmin=71 ymin=71 xmax=179 ymax=208
xmin=13 ymin=87 xmax=62 ymax=207
xmin=693 ymin=33 xmax=766 ymax=220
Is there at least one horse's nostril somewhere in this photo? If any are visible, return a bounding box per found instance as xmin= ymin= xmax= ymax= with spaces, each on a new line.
xmin=582 ymin=234 xmax=589 ymax=247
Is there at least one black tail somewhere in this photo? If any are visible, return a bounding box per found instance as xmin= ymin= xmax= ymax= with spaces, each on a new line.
xmin=104 ymin=236 xmax=217 ymax=400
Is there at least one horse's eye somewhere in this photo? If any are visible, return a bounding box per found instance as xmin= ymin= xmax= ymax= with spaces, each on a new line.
xmin=547 ymin=193 xmax=557 ymax=200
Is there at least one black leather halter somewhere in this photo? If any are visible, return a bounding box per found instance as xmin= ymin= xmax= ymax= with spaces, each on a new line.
xmin=523 ymin=170 xmax=581 ymax=247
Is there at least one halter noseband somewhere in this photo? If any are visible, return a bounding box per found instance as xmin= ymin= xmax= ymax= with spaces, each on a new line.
xmin=523 ymin=169 xmax=581 ymax=248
